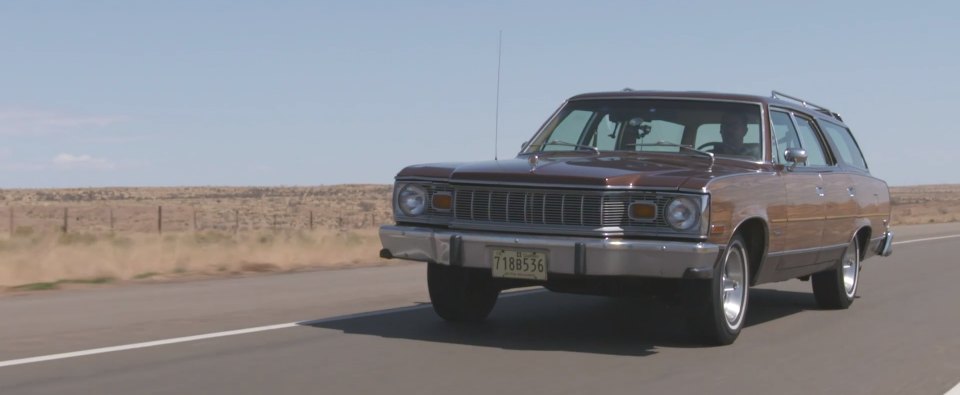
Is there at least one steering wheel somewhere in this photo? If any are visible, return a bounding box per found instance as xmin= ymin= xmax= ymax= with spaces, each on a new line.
xmin=697 ymin=142 xmax=722 ymax=151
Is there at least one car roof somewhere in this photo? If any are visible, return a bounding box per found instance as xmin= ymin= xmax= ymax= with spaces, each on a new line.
xmin=567 ymin=90 xmax=848 ymax=126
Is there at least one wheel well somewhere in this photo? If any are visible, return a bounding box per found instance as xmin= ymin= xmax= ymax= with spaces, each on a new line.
xmin=856 ymin=227 xmax=871 ymax=260
xmin=734 ymin=218 xmax=768 ymax=286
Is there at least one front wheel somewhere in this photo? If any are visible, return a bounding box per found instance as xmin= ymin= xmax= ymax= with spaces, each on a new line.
xmin=685 ymin=234 xmax=750 ymax=345
xmin=427 ymin=262 xmax=500 ymax=323
xmin=812 ymin=237 xmax=860 ymax=309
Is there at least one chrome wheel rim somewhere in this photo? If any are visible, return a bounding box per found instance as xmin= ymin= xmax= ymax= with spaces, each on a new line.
xmin=842 ymin=240 xmax=860 ymax=298
xmin=722 ymin=243 xmax=747 ymax=329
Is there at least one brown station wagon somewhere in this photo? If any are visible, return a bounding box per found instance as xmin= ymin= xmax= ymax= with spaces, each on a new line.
xmin=379 ymin=90 xmax=893 ymax=345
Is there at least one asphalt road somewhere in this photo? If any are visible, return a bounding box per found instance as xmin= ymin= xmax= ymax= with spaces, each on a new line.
xmin=2 ymin=223 xmax=960 ymax=394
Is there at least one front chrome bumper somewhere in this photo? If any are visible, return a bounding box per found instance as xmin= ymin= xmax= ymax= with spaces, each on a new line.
xmin=379 ymin=225 xmax=721 ymax=279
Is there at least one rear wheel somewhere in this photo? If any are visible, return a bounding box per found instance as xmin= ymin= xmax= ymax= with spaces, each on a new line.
xmin=685 ymin=234 xmax=749 ymax=346
xmin=427 ymin=262 xmax=500 ymax=322
xmin=812 ymin=237 xmax=860 ymax=309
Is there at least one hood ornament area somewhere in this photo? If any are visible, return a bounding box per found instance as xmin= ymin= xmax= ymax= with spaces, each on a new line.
xmin=528 ymin=154 xmax=540 ymax=173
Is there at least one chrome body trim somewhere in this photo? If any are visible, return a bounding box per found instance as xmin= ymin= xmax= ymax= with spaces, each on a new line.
xmin=445 ymin=221 xmax=709 ymax=240
xmin=766 ymin=243 xmax=848 ymax=257
xmin=379 ymin=225 xmax=720 ymax=278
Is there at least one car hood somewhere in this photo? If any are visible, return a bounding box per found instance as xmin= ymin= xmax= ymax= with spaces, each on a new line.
xmin=396 ymin=153 xmax=765 ymax=190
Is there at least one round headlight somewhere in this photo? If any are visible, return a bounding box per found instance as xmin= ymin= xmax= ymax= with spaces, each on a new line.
xmin=398 ymin=185 xmax=427 ymax=216
xmin=665 ymin=197 xmax=700 ymax=230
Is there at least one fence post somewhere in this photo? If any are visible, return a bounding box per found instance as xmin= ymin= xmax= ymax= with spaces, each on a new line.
xmin=309 ymin=210 xmax=314 ymax=231
xmin=110 ymin=208 xmax=114 ymax=233
xmin=234 ymin=209 xmax=240 ymax=234
xmin=273 ymin=214 xmax=278 ymax=232
xmin=62 ymin=207 xmax=68 ymax=233
xmin=8 ymin=208 xmax=12 ymax=237
xmin=158 ymin=206 xmax=162 ymax=234
xmin=193 ymin=209 xmax=197 ymax=232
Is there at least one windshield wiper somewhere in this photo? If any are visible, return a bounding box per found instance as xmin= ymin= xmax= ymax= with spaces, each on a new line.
xmin=541 ymin=140 xmax=600 ymax=154
xmin=631 ymin=141 xmax=716 ymax=170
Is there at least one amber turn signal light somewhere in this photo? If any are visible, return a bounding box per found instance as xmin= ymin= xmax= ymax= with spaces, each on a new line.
xmin=628 ymin=202 xmax=657 ymax=221
xmin=432 ymin=193 xmax=452 ymax=211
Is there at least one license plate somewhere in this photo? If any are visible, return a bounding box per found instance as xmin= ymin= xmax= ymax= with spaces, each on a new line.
xmin=491 ymin=248 xmax=547 ymax=281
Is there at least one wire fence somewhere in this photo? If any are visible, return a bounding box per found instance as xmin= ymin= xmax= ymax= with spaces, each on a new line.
xmin=2 ymin=204 xmax=391 ymax=236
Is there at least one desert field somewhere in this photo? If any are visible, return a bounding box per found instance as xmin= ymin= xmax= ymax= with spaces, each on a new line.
xmin=888 ymin=184 xmax=960 ymax=225
xmin=0 ymin=185 xmax=392 ymax=289
xmin=0 ymin=183 xmax=957 ymax=290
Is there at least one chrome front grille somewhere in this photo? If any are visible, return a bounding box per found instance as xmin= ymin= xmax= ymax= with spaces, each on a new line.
xmin=452 ymin=186 xmax=671 ymax=231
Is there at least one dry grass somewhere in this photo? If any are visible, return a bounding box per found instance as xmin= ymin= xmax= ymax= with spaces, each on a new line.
xmin=0 ymin=183 xmax=957 ymax=290
xmin=0 ymin=185 xmax=395 ymax=290
xmin=0 ymin=228 xmax=386 ymax=288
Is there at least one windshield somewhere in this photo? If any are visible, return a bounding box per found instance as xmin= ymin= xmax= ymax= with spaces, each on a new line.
xmin=528 ymin=99 xmax=763 ymax=161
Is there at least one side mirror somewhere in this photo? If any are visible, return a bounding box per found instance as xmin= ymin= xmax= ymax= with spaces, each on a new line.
xmin=784 ymin=148 xmax=808 ymax=170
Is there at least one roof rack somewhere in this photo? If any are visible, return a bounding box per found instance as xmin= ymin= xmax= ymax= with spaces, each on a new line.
xmin=771 ymin=90 xmax=843 ymax=122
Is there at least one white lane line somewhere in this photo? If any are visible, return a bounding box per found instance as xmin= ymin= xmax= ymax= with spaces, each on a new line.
xmin=946 ymin=380 xmax=960 ymax=395
xmin=893 ymin=234 xmax=960 ymax=245
xmin=0 ymin=288 xmax=545 ymax=369
xmin=0 ymin=323 xmax=299 ymax=368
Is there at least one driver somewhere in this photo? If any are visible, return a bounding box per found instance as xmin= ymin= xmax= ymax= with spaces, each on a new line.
xmin=713 ymin=112 xmax=755 ymax=157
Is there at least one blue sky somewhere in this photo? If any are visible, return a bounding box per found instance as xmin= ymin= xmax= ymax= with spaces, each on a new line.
xmin=1 ymin=0 xmax=957 ymax=188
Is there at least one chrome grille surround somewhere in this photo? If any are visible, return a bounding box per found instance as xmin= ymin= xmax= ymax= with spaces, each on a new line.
xmin=394 ymin=181 xmax=709 ymax=238
xmin=451 ymin=185 xmax=708 ymax=238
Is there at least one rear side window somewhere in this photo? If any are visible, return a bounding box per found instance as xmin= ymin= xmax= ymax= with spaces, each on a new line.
xmin=819 ymin=120 xmax=868 ymax=170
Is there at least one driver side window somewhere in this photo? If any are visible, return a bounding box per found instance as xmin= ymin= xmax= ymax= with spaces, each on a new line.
xmin=771 ymin=110 xmax=829 ymax=167
xmin=771 ymin=111 xmax=801 ymax=165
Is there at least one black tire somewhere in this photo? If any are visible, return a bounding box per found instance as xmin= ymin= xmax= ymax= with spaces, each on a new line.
xmin=685 ymin=234 xmax=750 ymax=346
xmin=812 ymin=237 xmax=860 ymax=310
xmin=427 ymin=262 xmax=500 ymax=323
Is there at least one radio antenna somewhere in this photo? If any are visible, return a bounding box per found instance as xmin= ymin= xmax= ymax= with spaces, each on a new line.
xmin=494 ymin=30 xmax=502 ymax=161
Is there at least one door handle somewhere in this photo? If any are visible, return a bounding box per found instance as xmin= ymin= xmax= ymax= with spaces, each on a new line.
xmin=847 ymin=187 xmax=855 ymax=197
xmin=816 ymin=186 xmax=824 ymax=197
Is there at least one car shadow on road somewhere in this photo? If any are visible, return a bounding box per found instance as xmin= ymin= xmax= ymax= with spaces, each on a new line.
xmin=301 ymin=287 xmax=817 ymax=357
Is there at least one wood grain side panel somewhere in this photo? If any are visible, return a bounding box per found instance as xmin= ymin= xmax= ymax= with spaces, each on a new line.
xmin=705 ymin=173 xmax=786 ymax=253
xmin=822 ymin=173 xmax=858 ymax=247
xmin=783 ymin=172 xmax=826 ymax=252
